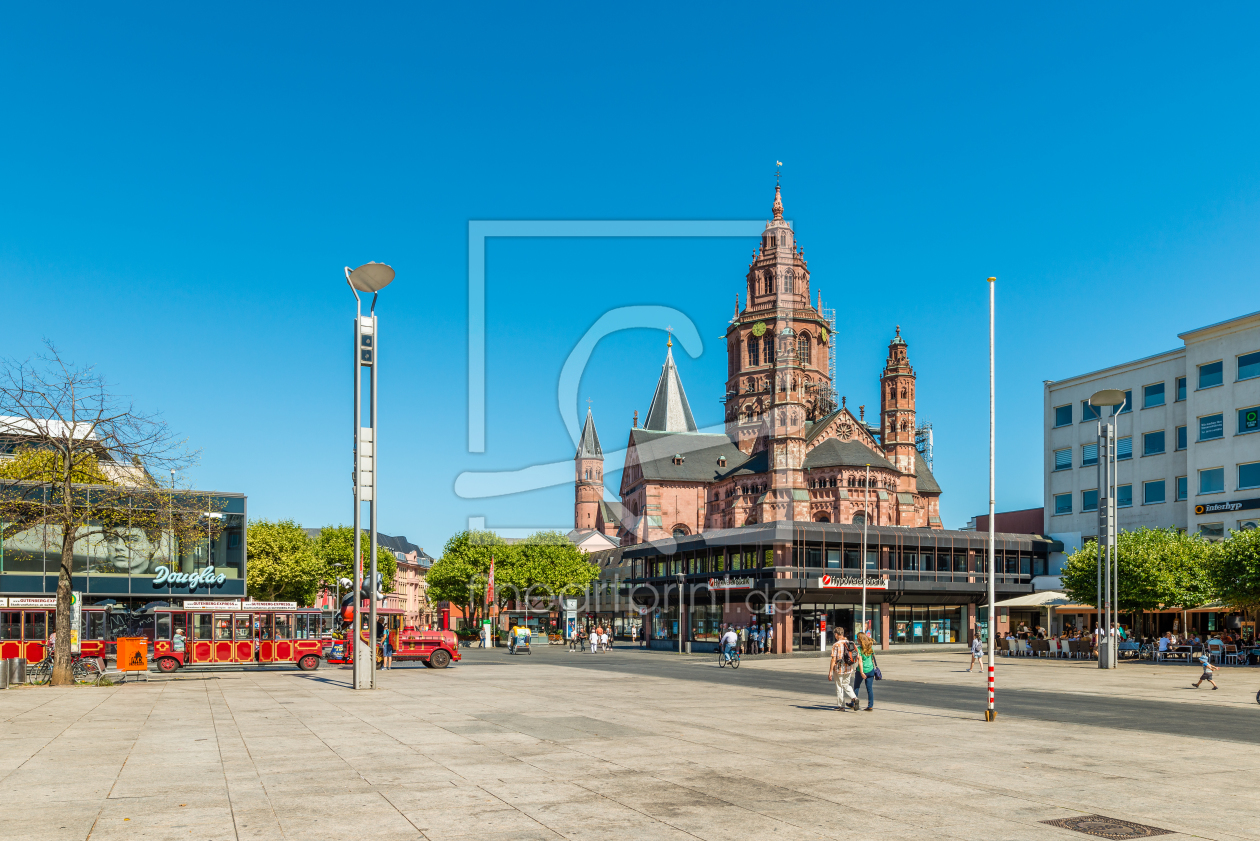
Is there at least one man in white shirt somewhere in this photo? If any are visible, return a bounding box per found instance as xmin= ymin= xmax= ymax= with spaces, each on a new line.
xmin=720 ymin=628 xmax=739 ymax=664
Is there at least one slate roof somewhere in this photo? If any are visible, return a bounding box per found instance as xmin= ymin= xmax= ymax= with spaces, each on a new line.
xmin=628 ymin=429 xmax=765 ymax=483
xmin=803 ymin=438 xmax=895 ymax=471
xmin=914 ymin=452 xmax=941 ymax=494
xmin=643 ymin=346 xmax=698 ymax=433
xmin=576 ymin=409 xmax=602 ymax=459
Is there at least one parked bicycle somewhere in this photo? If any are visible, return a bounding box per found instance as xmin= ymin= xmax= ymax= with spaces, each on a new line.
xmin=27 ymin=654 xmax=104 ymax=685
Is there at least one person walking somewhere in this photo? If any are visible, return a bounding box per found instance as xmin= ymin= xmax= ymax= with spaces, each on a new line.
xmin=854 ymin=632 xmax=878 ymax=711
xmin=968 ymin=634 xmax=983 ymax=672
xmin=827 ymin=628 xmax=859 ymax=711
xmin=766 ymin=622 xmax=774 ymax=654
xmin=1192 ymin=651 xmax=1219 ymax=690
xmin=381 ymin=625 xmax=394 ymax=670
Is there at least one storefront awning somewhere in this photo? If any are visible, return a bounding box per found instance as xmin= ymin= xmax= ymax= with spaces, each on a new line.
xmin=993 ymin=590 xmax=1072 ymax=608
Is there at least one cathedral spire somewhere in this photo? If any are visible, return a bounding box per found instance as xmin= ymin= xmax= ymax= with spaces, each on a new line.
xmin=644 ymin=342 xmax=698 ymax=433
xmin=576 ymin=407 xmax=602 ymax=459
xmin=772 ymin=183 xmax=784 ymax=221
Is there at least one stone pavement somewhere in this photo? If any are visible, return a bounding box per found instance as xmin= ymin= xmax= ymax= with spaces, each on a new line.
xmin=1 ymin=644 xmax=1257 ymax=841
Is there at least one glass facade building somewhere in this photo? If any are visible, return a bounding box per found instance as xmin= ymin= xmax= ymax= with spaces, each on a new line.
xmin=0 ymin=491 xmax=247 ymax=605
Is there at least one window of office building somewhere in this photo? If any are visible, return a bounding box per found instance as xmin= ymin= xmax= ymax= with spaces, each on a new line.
xmin=1176 ymin=376 xmax=1187 ymax=401
xmin=1117 ymin=484 xmax=1132 ymax=508
xmin=1143 ymin=382 xmax=1165 ymax=408
xmin=1143 ymin=430 xmax=1165 ymax=456
xmin=1054 ymin=405 xmax=1072 ymax=427
xmin=1081 ymin=401 xmax=1101 ymax=422
xmin=1176 ymin=476 xmax=1188 ymax=501
xmin=1239 ymin=351 xmax=1260 ymax=382
xmin=1082 ymin=489 xmax=1099 ymax=512
xmin=1143 ymin=479 xmax=1165 ymax=505
xmin=1199 ymin=361 xmax=1223 ymax=389
xmin=1200 ymin=413 xmax=1224 ymax=441
xmin=1054 ymin=448 xmax=1072 ymax=471
xmin=1082 ymin=442 xmax=1098 ymax=467
xmin=1176 ymin=425 xmax=1187 ymax=450
xmin=1199 ymin=523 xmax=1225 ymax=540
xmin=1119 ymin=390 xmax=1133 ymax=413
xmin=1239 ymin=406 xmax=1260 ymax=436
xmin=1240 ymin=462 xmax=1260 ymax=491
xmin=1200 ymin=467 xmax=1225 ymax=495
xmin=1117 ymin=436 xmax=1132 ymax=460
xmin=1053 ymin=493 xmax=1072 ymax=515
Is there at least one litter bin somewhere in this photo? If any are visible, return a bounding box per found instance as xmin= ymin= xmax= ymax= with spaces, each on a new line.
xmin=116 ymin=637 xmax=149 ymax=672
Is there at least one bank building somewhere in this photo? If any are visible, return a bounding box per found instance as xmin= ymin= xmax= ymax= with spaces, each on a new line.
xmin=574 ymin=183 xmax=1056 ymax=652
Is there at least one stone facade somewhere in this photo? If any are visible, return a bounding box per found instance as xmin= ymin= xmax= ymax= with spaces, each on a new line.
xmin=574 ymin=184 xmax=944 ymax=544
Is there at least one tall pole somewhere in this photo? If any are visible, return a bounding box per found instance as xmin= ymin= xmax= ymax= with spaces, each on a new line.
xmin=352 ymin=290 xmax=364 ymax=690
xmin=861 ymin=463 xmax=870 ymax=638
xmin=1096 ymin=415 xmax=1103 ymax=648
xmin=986 ymin=277 xmax=996 ymax=722
xmin=368 ymin=304 xmax=379 ymax=689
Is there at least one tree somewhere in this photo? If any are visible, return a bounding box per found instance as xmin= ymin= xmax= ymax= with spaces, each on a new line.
xmin=1211 ymin=526 xmax=1260 ymax=611
xmin=245 ymin=520 xmax=322 ymax=605
xmin=1060 ymin=528 xmax=1217 ymax=629
xmin=427 ymin=530 xmax=507 ymax=627
xmin=510 ymin=531 xmax=599 ymax=603
xmin=310 ymin=525 xmax=397 ymax=603
xmin=0 ymin=344 xmax=207 ymax=686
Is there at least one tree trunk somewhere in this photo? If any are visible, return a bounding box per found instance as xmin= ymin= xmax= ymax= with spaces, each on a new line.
xmin=51 ymin=526 xmax=75 ymax=686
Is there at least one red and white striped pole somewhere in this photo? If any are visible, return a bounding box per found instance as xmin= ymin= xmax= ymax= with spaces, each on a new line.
xmin=985 ymin=277 xmax=997 ymax=722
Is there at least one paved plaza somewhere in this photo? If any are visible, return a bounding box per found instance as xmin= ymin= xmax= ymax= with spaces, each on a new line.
xmin=2 ymin=645 xmax=1258 ymax=841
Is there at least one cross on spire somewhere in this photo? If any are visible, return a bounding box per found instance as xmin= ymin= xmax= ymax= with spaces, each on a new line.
xmin=666 ymin=325 xmax=673 ymax=348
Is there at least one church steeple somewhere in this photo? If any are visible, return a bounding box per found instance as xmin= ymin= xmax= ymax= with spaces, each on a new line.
xmin=644 ymin=342 xmax=698 ymax=433
xmin=574 ymin=408 xmax=604 ymax=531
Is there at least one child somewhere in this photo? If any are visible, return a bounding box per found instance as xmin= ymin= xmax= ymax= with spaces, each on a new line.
xmin=1191 ymin=651 xmax=1219 ymax=690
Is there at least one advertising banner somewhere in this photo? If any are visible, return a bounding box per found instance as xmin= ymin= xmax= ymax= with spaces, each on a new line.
xmin=707 ymin=576 xmax=754 ymax=590
xmin=8 ymin=597 xmax=57 ymax=607
xmin=71 ymin=592 xmax=82 ymax=654
xmin=185 ymin=600 xmax=242 ymax=610
xmin=242 ymin=601 xmax=297 ymax=611
xmin=818 ymin=575 xmax=889 ymax=590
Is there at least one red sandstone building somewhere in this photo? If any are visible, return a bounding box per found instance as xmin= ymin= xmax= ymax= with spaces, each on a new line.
xmin=578 ymin=184 xmax=1052 ymax=652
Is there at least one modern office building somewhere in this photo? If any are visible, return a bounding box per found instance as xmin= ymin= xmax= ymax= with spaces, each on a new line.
xmin=1043 ymin=310 xmax=1260 ymax=552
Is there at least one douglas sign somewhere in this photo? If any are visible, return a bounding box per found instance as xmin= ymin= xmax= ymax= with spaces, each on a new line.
xmin=152 ymin=565 xmax=227 ymax=590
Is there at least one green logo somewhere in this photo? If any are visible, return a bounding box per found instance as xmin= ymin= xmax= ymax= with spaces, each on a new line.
xmin=1247 ymin=410 xmax=1258 ymax=430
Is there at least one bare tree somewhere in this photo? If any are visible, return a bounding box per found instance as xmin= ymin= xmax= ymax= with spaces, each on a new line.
xmin=0 ymin=343 xmax=219 ymax=685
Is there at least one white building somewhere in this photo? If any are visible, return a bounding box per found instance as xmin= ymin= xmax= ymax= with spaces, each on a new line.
xmin=1043 ymin=310 xmax=1260 ymax=557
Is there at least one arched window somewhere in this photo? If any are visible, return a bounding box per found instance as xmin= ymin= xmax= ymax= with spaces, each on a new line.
xmin=765 ymin=270 xmax=774 ymax=295
xmin=748 ymin=339 xmax=760 ymax=366
xmin=785 ymin=268 xmax=794 ymax=294
xmin=852 ymin=511 xmax=866 ymax=527
xmin=672 ymin=525 xmax=689 ymax=538
xmin=813 ymin=513 xmax=831 ymax=523
xmin=797 ymin=332 xmax=811 ymax=365
xmin=763 ymin=335 xmax=774 ymax=363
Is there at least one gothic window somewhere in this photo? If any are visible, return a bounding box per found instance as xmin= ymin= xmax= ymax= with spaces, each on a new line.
xmin=765 ymin=270 xmax=774 ymax=295
xmin=797 ymin=332 xmax=811 ymax=365
xmin=785 ymin=268 xmax=794 ymax=294
xmin=748 ymin=339 xmax=760 ymax=366
xmin=900 ymin=387 xmax=907 ymax=399
xmin=763 ymin=335 xmax=774 ymax=363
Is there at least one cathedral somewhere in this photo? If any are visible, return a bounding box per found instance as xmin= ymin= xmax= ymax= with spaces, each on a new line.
xmin=573 ymin=184 xmax=943 ymax=546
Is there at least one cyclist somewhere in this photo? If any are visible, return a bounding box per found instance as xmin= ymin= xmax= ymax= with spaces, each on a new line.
xmin=720 ymin=627 xmax=739 ymax=665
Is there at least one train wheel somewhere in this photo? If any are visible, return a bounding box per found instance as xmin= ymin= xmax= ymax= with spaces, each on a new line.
xmin=297 ymin=654 xmax=320 ymax=671
xmin=157 ymin=657 xmax=180 ymax=674
xmin=429 ymin=649 xmax=451 ymax=669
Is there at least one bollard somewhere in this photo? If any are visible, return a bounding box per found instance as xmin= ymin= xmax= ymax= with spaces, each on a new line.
xmin=15 ymin=657 xmax=27 ymax=685
xmin=0 ymin=658 xmax=9 ymax=689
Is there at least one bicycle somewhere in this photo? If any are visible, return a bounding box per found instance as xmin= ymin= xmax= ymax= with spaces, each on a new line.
xmin=717 ymin=647 xmax=741 ymax=670
xmin=27 ymin=653 xmax=104 ymax=685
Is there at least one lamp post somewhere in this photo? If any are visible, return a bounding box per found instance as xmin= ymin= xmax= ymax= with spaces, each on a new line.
xmin=346 ymin=261 xmax=395 ymax=690
xmin=1089 ymin=388 xmax=1126 ymax=669
xmin=860 ymin=463 xmax=870 ymax=638
xmin=986 ymin=277 xmax=996 ymax=722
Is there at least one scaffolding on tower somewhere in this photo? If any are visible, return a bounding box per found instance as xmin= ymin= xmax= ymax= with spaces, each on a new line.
xmin=817 ymin=298 xmax=838 ymax=415
xmin=915 ymin=422 xmax=934 ymax=471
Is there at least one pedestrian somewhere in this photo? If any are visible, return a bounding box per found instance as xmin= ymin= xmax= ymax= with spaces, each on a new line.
xmin=968 ymin=634 xmax=983 ymax=672
xmin=827 ymin=628 xmax=859 ymax=712
xmin=757 ymin=625 xmax=766 ymax=655
xmin=381 ymin=625 xmax=394 ymax=670
xmin=1192 ymin=651 xmax=1219 ymax=690
xmin=600 ymin=629 xmax=610 ymax=652
xmin=739 ymin=625 xmax=748 ymax=655
xmin=854 ymin=632 xmax=878 ymax=711
xmin=766 ymin=622 xmax=773 ymax=653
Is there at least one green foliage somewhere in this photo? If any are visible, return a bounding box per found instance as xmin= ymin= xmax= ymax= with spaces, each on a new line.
xmin=1060 ymin=527 xmax=1217 ymax=612
xmin=0 ymin=447 xmax=114 ymax=485
xmin=1212 ymin=526 xmax=1260 ymax=610
xmin=245 ymin=519 xmax=322 ymax=605
xmin=513 ymin=530 xmax=599 ymax=598
xmin=311 ymin=525 xmax=396 ymax=594
xmin=427 ymin=530 xmax=506 ymax=621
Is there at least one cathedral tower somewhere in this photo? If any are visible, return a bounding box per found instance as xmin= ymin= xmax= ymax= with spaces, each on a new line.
xmin=880 ymin=326 xmax=918 ymax=485
xmin=725 ymin=183 xmax=834 ymax=454
xmin=574 ymin=408 xmax=604 ymax=530
xmin=758 ymin=325 xmax=810 ymax=523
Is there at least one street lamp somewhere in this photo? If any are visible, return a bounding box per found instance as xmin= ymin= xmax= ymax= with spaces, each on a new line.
xmin=860 ymin=463 xmax=871 ymax=639
xmin=1090 ymin=388 xmax=1126 ymax=670
xmin=347 ymin=261 xmax=395 ymax=690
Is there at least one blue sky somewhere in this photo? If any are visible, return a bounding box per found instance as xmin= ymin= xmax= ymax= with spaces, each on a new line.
xmin=4 ymin=5 xmax=1260 ymax=554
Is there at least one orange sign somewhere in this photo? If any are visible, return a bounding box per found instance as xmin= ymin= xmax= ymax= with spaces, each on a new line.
xmin=116 ymin=637 xmax=149 ymax=672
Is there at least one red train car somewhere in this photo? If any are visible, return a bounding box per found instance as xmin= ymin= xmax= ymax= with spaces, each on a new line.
xmin=0 ymin=598 xmax=56 ymax=664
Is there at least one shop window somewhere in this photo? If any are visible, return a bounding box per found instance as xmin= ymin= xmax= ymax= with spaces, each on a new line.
xmin=1143 ymin=382 xmax=1165 ymax=408
xmin=1240 ymin=351 xmax=1260 ymax=381
xmin=1239 ymin=462 xmax=1260 ymax=491
xmin=1200 ymin=467 xmax=1225 ymax=495
xmin=1199 ymin=413 xmax=1224 ymax=441
xmin=1199 ymin=361 xmax=1223 ymax=389
xmin=1199 ymin=522 xmax=1225 ymax=540
xmin=1239 ymin=406 xmax=1260 ymax=435
xmin=1054 ymin=404 xmax=1072 ymax=427
xmin=1082 ymin=489 xmax=1099 ymax=512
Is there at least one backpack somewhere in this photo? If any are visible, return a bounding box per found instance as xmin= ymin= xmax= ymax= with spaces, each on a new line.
xmin=840 ymin=642 xmax=856 ymax=668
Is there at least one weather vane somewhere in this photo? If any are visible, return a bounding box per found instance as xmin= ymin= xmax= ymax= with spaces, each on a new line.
xmin=666 ymin=324 xmax=673 ymax=347
xmin=775 ymin=160 xmax=782 ymax=184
